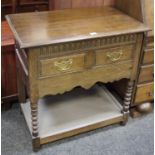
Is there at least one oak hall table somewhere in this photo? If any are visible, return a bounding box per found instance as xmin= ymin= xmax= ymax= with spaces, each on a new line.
xmin=6 ymin=3 xmax=149 ymax=151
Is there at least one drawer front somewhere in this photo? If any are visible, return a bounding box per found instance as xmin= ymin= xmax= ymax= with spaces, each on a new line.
xmin=39 ymin=53 xmax=85 ymax=77
xmin=143 ymin=49 xmax=154 ymax=64
xmin=96 ymin=44 xmax=133 ymax=65
xmin=138 ymin=65 xmax=154 ymax=83
xmin=135 ymin=83 xmax=154 ymax=103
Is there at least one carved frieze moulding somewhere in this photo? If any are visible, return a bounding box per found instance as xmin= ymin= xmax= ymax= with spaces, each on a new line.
xmin=37 ymin=34 xmax=137 ymax=58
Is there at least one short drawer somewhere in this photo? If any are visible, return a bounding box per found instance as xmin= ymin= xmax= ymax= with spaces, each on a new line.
xmin=135 ymin=83 xmax=154 ymax=103
xmin=39 ymin=53 xmax=85 ymax=77
xmin=96 ymin=44 xmax=133 ymax=65
xmin=138 ymin=65 xmax=154 ymax=83
xmin=143 ymin=49 xmax=154 ymax=64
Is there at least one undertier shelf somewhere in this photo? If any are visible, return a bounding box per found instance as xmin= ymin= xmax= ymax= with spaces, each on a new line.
xmin=21 ymin=85 xmax=124 ymax=144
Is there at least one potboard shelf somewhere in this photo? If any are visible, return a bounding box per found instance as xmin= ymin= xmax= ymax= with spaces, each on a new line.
xmin=21 ymin=85 xmax=124 ymax=144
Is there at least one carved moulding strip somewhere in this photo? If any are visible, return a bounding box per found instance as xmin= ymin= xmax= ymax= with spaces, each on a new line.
xmin=38 ymin=34 xmax=137 ymax=58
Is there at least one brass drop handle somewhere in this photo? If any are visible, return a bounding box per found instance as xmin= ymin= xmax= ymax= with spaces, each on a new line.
xmin=107 ymin=51 xmax=123 ymax=62
xmin=54 ymin=59 xmax=73 ymax=71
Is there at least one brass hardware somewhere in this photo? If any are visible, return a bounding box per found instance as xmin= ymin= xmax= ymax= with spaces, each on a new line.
xmin=107 ymin=51 xmax=123 ymax=62
xmin=54 ymin=59 xmax=73 ymax=71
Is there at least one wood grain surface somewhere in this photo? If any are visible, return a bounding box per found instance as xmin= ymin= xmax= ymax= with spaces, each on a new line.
xmin=6 ymin=6 xmax=149 ymax=48
xmin=138 ymin=64 xmax=154 ymax=83
xmin=135 ymin=82 xmax=154 ymax=103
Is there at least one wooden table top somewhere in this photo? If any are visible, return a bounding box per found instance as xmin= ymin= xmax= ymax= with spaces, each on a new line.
xmin=6 ymin=6 xmax=149 ymax=49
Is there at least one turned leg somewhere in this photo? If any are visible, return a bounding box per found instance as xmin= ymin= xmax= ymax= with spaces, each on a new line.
xmin=121 ymin=81 xmax=134 ymax=125
xmin=31 ymin=102 xmax=41 ymax=151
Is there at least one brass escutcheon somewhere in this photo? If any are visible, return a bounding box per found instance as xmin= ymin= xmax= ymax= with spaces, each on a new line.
xmin=107 ymin=50 xmax=123 ymax=62
xmin=54 ymin=59 xmax=73 ymax=71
